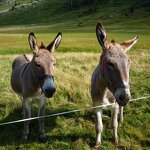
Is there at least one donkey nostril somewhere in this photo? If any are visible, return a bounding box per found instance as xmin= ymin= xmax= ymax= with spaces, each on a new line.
xmin=45 ymin=89 xmax=49 ymax=94
xmin=44 ymin=87 xmax=56 ymax=95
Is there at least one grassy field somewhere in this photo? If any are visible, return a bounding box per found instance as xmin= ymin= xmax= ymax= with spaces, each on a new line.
xmin=0 ymin=26 xmax=149 ymax=54
xmin=0 ymin=0 xmax=149 ymax=149
xmin=0 ymin=27 xmax=149 ymax=150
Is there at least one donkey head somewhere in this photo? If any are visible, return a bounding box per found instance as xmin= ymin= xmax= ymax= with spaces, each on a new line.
xmin=96 ymin=23 xmax=138 ymax=106
xmin=29 ymin=32 xmax=62 ymax=98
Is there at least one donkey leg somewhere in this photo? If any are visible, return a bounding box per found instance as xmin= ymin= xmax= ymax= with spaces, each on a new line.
xmin=23 ymin=98 xmax=32 ymax=140
xmin=38 ymin=96 xmax=47 ymax=142
xmin=118 ymin=106 xmax=124 ymax=124
xmin=111 ymin=103 xmax=119 ymax=146
xmin=94 ymin=109 xmax=103 ymax=148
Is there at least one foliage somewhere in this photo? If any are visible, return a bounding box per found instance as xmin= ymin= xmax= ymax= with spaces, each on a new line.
xmin=0 ymin=0 xmax=149 ymax=27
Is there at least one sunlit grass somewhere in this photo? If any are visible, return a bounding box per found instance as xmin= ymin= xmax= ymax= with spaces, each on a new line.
xmin=0 ymin=0 xmax=149 ymax=148
xmin=0 ymin=50 xmax=149 ymax=149
xmin=0 ymin=31 xmax=150 ymax=54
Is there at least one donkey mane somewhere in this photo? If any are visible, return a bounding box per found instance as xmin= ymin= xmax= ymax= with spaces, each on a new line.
xmin=40 ymin=42 xmax=46 ymax=49
xmin=111 ymin=39 xmax=116 ymax=44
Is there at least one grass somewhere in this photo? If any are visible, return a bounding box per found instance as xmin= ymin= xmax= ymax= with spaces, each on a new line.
xmin=0 ymin=0 xmax=149 ymax=28
xmin=0 ymin=34 xmax=149 ymax=149
xmin=0 ymin=0 xmax=149 ymax=149
xmin=0 ymin=29 xmax=149 ymax=54
xmin=0 ymin=0 xmax=41 ymax=11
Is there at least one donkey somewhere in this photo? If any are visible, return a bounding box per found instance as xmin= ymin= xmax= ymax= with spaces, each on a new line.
xmin=11 ymin=32 xmax=62 ymax=142
xmin=91 ymin=23 xmax=138 ymax=148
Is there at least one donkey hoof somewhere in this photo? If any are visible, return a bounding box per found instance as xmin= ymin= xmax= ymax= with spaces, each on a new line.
xmin=92 ymin=143 xmax=101 ymax=149
xmin=113 ymin=139 xmax=119 ymax=147
xmin=38 ymin=135 xmax=48 ymax=143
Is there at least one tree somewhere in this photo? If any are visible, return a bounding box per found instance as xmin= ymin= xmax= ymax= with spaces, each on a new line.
xmin=68 ymin=0 xmax=73 ymax=9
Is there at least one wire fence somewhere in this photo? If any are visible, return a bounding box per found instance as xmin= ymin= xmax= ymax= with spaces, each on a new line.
xmin=0 ymin=95 xmax=150 ymax=126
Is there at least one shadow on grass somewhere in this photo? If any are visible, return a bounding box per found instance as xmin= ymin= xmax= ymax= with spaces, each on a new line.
xmin=0 ymin=107 xmax=57 ymax=146
xmin=0 ymin=105 xmax=95 ymax=147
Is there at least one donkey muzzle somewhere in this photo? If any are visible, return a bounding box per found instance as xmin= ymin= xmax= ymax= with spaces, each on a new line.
xmin=42 ymin=76 xmax=56 ymax=98
xmin=115 ymin=87 xmax=131 ymax=106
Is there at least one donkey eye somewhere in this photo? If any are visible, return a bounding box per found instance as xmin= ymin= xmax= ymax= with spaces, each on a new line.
xmin=36 ymin=64 xmax=41 ymax=68
xmin=107 ymin=62 xmax=115 ymax=68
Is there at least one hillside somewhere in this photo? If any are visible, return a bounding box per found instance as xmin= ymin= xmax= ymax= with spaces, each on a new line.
xmin=0 ymin=0 xmax=149 ymax=31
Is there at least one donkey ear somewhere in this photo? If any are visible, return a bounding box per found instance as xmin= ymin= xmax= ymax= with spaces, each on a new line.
xmin=47 ymin=32 xmax=62 ymax=52
xmin=28 ymin=32 xmax=39 ymax=54
xmin=96 ymin=22 xmax=108 ymax=50
xmin=120 ymin=36 xmax=138 ymax=52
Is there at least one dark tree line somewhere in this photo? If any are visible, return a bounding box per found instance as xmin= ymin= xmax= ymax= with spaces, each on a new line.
xmin=67 ymin=0 xmax=106 ymax=9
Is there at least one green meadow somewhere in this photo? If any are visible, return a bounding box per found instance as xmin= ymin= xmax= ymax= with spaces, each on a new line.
xmin=0 ymin=0 xmax=150 ymax=149
xmin=0 ymin=26 xmax=149 ymax=150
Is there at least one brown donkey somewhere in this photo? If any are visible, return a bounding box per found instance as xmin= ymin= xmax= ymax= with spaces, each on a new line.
xmin=91 ymin=23 xmax=138 ymax=148
xmin=11 ymin=32 xmax=62 ymax=142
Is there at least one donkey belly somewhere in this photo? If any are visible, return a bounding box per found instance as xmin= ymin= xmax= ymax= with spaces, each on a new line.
xmin=11 ymin=67 xmax=24 ymax=96
xmin=11 ymin=55 xmax=31 ymax=96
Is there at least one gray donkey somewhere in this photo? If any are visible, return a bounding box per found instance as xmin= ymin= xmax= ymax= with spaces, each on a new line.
xmin=91 ymin=23 xmax=138 ymax=148
xmin=11 ymin=32 xmax=62 ymax=142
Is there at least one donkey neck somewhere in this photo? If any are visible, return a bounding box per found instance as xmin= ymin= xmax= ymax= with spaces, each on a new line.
xmin=97 ymin=63 xmax=107 ymax=88
xmin=22 ymin=61 xmax=41 ymax=97
xmin=29 ymin=61 xmax=41 ymax=86
xmin=92 ymin=65 xmax=107 ymax=94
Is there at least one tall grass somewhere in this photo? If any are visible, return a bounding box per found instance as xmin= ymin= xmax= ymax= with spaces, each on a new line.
xmin=0 ymin=0 xmax=149 ymax=148
xmin=0 ymin=50 xmax=149 ymax=149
